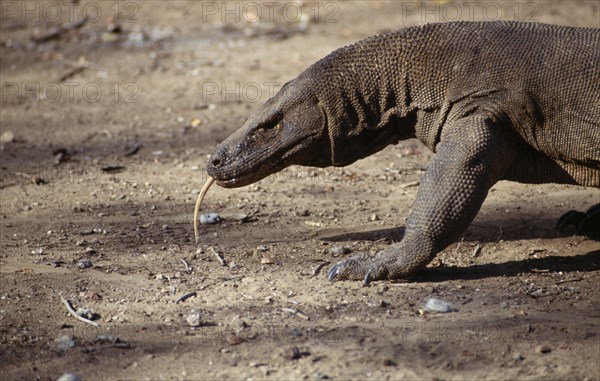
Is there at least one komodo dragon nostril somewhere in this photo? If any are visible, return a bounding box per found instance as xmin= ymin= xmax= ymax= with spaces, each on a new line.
xmin=211 ymin=158 xmax=221 ymax=166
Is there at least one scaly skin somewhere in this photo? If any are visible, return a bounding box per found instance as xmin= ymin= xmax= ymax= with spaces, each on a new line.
xmin=206 ymin=21 xmax=600 ymax=284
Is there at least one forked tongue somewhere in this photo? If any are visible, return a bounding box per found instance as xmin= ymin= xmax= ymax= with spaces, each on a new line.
xmin=194 ymin=176 xmax=215 ymax=243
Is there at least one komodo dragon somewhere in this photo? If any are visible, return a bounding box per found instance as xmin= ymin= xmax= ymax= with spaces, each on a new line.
xmin=201 ymin=21 xmax=600 ymax=284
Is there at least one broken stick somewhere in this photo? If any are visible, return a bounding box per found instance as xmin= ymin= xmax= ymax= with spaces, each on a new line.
xmin=60 ymin=294 xmax=99 ymax=327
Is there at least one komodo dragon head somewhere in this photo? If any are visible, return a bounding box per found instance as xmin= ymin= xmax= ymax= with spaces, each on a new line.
xmin=206 ymin=77 xmax=331 ymax=188
xmin=206 ymin=72 xmax=410 ymax=187
xmin=194 ymin=66 xmax=411 ymax=240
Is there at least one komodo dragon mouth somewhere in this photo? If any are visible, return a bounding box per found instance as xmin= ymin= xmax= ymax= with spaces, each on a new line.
xmin=193 ymin=127 xmax=324 ymax=242
xmin=192 ymin=146 xmax=298 ymax=242
xmin=209 ymin=151 xmax=293 ymax=188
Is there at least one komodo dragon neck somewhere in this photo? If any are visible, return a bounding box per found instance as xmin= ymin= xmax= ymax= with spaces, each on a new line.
xmin=306 ymin=22 xmax=496 ymax=163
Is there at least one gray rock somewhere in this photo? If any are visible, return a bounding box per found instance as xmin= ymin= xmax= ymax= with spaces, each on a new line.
xmin=75 ymin=307 xmax=95 ymax=320
xmin=57 ymin=374 xmax=82 ymax=381
xmin=186 ymin=311 xmax=201 ymax=327
xmin=329 ymin=246 xmax=352 ymax=255
xmin=200 ymin=213 xmax=221 ymax=225
xmin=56 ymin=335 xmax=76 ymax=351
xmin=423 ymin=298 xmax=457 ymax=313
xmin=78 ymin=259 xmax=93 ymax=269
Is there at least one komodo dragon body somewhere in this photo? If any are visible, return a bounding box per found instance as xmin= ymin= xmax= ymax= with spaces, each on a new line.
xmin=206 ymin=21 xmax=600 ymax=284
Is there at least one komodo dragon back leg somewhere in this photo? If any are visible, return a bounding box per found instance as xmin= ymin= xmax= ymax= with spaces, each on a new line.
xmin=328 ymin=115 xmax=517 ymax=284
xmin=556 ymin=203 xmax=600 ymax=237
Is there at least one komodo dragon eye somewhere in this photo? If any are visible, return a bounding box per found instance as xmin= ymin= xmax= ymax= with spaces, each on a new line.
xmin=261 ymin=120 xmax=281 ymax=130
xmin=253 ymin=120 xmax=282 ymax=140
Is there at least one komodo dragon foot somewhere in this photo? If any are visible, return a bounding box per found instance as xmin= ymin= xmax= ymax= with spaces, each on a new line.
xmin=556 ymin=203 xmax=600 ymax=236
xmin=327 ymin=251 xmax=416 ymax=286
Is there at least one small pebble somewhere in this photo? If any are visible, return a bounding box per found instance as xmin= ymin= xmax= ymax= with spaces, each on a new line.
xmin=423 ymin=298 xmax=457 ymax=313
xmin=261 ymin=257 xmax=275 ymax=265
xmin=513 ymin=353 xmax=525 ymax=361
xmin=226 ymin=333 xmax=242 ymax=345
xmin=200 ymin=213 xmax=221 ymax=225
xmin=95 ymin=334 xmax=120 ymax=344
xmin=86 ymin=290 xmax=102 ymax=300
xmin=312 ymin=371 xmax=330 ymax=380
xmin=186 ymin=311 xmax=201 ymax=327
xmin=0 ymin=131 xmax=14 ymax=144
xmin=75 ymin=308 xmax=94 ymax=320
xmin=236 ymin=214 xmax=250 ymax=223
xmin=536 ymin=344 xmax=553 ymax=354
xmin=57 ymin=374 xmax=82 ymax=381
xmin=329 ymin=246 xmax=352 ymax=255
xmin=383 ymin=358 xmax=397 ymax=366
xmin=281 ymin=346 xmax=302 ymax=360
xmin=231 ymin=316 xmax=248 ymax=331
xmin=78 ymin=259 xmax=93 ymax=269
xmin=56 ymin=335 xmax=76 ymax=351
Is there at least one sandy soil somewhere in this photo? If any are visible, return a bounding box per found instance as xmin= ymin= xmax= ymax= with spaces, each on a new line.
xmin=1 ymin=1 xmax=599 ymax=380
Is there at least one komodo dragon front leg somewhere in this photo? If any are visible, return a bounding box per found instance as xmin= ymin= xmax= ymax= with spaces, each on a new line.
xmin=328 ymin=115 xmax=518 ymax=284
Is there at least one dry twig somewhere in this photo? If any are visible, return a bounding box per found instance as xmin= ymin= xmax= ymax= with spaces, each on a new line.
xmin=33 ymin=17 xmax=88 ymax=43
xmin=59 ymin=295 xmax=99 ymax=327
xmin=281 ymin=307 xmax=310 ymax=320
xmin=180 ymin=258 xmax=192 ymax=273
xmin=175 ymin=291 xmax=197 ymax=304
xmin=208 ymin=246 xmax=226 ymax=266
xmin=56 ymin=66 xmax=86 ymax=82
xmin=311 ymin=261 xmax=329 ymax=277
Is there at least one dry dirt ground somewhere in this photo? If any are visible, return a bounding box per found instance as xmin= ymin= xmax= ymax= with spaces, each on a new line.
xmin=1 ymin=1 xmax=599 ymax=380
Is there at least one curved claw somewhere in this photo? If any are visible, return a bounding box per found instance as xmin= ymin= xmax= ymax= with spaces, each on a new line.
xmin=327 ymin=263 xmax=341 ymax=281
xmin=326 ymin=254 xmax=390 ymax=283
